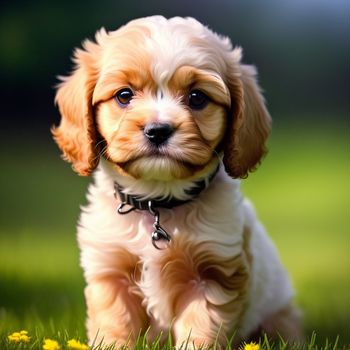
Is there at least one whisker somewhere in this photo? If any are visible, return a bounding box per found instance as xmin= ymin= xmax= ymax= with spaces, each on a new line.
xmin=94 ymin=139 xmax=106 ymax=151
xmin=213 ymin=149 xmax=223 ymax=163
xmin=91 ymin=140 xmax=109 ymax=163
xmin=98 ymin=145 xmax=108 ymax=158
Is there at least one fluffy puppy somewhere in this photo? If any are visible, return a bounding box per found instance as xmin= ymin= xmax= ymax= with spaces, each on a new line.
xmin=52 ymin=16 xmax=301 ymax=348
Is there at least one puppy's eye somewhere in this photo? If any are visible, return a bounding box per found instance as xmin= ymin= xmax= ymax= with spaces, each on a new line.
xmin=115 ymin=88 xmax=134 ymax=107
xmin=188 ymin=90 xmax=209 ymax=110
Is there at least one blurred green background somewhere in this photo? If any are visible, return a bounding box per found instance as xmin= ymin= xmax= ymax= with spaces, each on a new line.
xmin=0 ymin=0 xmax=349 ymax=346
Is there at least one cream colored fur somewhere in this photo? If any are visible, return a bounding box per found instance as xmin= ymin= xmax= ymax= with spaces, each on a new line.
xmin=53 ymin=16 xmax=302 ymax=348
xmin=78 ymin=162 xmax=300 ymax=347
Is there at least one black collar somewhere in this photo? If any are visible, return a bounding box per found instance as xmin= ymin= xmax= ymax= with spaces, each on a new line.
xmin=113 ymin=165 xmax=219 ymax=249
xmin=114 ymin=164 xmax=219 ymax=211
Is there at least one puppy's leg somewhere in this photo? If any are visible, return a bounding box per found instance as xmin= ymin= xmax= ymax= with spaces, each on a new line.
xmin=173 ymin=291 xmax=231 ymax=348
xmin=85 ymin=249 xmax=148 ymax=346
xmin=173 ymin=260 xmax=249 ymax=349
xmin=144 ymin=241 xmax=249 ymax=349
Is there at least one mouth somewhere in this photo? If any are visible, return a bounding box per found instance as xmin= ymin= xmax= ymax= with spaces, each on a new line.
xmin=113 ymin=146 xmax=211 ymax=180
xmin=106 ymin=137 xmax=215 ymax=180
xmin=117 ymin=153 xmax=203 ymax=173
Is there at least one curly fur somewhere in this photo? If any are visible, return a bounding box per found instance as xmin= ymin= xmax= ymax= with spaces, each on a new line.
xmin=53 ymin=16 xmax=301 ymax=348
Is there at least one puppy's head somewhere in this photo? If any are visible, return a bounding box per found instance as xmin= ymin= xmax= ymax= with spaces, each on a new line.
xmin=52 ymin=16 xmax=271 ymax=181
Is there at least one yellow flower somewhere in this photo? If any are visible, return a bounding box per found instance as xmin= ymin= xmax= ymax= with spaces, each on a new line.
xmin=67 ymin=339 xmax=89 ymax=350
xmin=243 ymin=341 xmax=260 ymax=350
xmin=8 ymin=330 xmax=31 ymax=343
xmin=43 ymin=338 xmax=61 ymax=350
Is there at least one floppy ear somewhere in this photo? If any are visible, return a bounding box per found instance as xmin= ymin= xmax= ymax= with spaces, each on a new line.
xmin=51 ymin=38 xmax=101 ymax=176
xmin=223 ymin=63 xmax=272 ymax=178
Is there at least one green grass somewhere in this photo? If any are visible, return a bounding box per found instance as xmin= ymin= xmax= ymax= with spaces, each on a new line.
xmin=0 ymin=330 xmax=347 ymax=350
xmin=0 ymin=122 xmax=349 ymax=348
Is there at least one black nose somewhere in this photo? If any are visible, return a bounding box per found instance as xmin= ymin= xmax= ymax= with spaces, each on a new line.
xmin=144 ymin=122 xmax=174 ymax=146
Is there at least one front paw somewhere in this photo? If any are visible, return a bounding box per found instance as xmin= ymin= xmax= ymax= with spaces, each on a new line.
xmin=175 ymin=334 xmax=218 ymax=350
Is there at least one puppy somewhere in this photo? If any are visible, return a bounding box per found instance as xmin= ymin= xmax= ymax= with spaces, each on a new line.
xmin=52 ymin=16 xmax=301 ymax=348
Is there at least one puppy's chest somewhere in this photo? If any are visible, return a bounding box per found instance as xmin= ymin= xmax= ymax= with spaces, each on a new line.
xmin=127 ymin=203 xmax=244 ymax=257
xmin=122 ymin=208 xmax=206 ymax=254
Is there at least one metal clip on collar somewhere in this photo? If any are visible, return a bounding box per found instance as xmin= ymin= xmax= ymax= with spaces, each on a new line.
xmin=116 ymin=199 xmax=171 ymax=250
xmin=147 ymin=201 xmax=171 ymax=250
